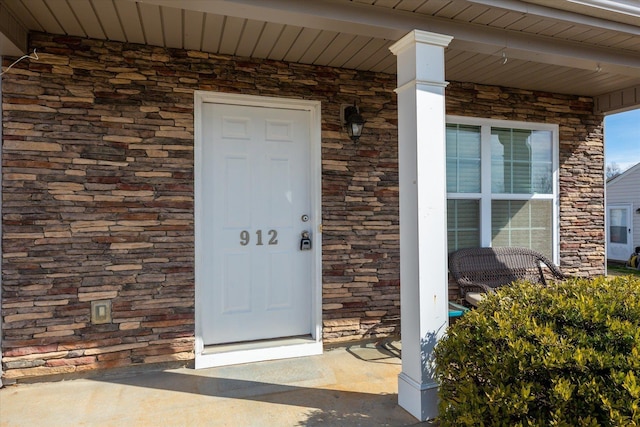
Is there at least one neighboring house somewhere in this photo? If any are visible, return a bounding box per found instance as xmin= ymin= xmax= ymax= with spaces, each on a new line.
xmin=606 ymin=161 xmax=640 ymax=262
xmin=1 ymin=0 xmax=639 ymax=420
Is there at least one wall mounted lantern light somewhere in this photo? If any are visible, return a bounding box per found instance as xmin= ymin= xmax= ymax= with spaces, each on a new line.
xmin=344 ymin=103 xmax=365 ymax=142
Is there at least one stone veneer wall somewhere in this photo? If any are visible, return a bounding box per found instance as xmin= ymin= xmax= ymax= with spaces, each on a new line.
xmin=1 ymin=33 xmax=603 ymax=380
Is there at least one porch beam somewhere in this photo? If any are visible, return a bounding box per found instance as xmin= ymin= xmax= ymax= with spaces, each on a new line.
xmin=137 ymin=0 xmax=640 ymax=76
xmin=594 ymin=85 xmax=640 ymax=114
xmin=0 ymin=1 xmax=27 ymax=57
xmin=390 ymin=30 xmax=452 ymax=422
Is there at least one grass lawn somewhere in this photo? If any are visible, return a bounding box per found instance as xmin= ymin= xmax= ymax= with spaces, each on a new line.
xmin=607 ymin=263 xmax=640 ymax=277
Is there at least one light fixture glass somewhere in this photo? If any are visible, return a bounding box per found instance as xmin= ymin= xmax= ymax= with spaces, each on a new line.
xmin=344 ymin=103 xmax=365 ymax=142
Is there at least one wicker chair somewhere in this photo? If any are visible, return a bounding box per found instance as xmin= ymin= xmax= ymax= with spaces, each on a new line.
xmin=448 ymin=247 xmax=565 ymax=306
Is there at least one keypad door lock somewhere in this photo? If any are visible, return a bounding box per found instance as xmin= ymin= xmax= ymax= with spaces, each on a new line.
xmin=300 ymin=231 xmax=312 ymax=250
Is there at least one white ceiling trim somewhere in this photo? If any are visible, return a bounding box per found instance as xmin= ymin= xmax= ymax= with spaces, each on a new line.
xmin=135 ymin=0 xmax=640 ymax=77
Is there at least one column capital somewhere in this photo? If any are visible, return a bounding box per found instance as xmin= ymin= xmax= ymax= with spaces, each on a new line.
xmin=389 ymin=30 xmax=453 ymax=56
xmin=390 ymin=30 xmax=452 ymax=90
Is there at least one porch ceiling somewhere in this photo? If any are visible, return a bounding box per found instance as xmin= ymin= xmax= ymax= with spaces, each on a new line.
xmin=2 ymin=0 xmax=639 ymax=110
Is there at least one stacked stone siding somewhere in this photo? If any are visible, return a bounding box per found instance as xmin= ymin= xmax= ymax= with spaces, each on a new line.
xmin=1 ymin=33 xmax=603 ymax=380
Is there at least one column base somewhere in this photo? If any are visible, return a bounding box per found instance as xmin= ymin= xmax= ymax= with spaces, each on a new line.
xmin=398 ymin=372 xmax=439 ymax=421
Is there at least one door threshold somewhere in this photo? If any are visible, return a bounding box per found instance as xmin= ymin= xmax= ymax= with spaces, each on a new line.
xmin=196 ymin=335 xmax=322 ymax=369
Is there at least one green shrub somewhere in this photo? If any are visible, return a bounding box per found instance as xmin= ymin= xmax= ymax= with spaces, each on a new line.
xmin=435 ymin=276 xmax=640 ymax=426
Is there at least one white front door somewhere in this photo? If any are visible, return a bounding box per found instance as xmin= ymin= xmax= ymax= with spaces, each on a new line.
xmin=197 ymin=95 xmax=320 ymax=350
xmin=607 ymin=205 xmax=633 ymax=261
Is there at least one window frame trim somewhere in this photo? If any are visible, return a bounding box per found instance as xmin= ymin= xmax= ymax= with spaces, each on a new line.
xmin=446 ymin=115 xmax=560 ymax=264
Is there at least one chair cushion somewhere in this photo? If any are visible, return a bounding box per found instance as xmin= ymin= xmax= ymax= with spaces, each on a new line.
xmin=465 ymin=292 xmax=484 ymax=307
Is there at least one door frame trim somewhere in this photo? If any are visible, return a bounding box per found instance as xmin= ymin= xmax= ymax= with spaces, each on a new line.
xmin=193 ymin=91 xmax=323 ymax=368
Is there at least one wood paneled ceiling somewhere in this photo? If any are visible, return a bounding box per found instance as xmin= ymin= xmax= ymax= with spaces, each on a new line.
xmin=2 ymin=0 xmax=640 ymax=101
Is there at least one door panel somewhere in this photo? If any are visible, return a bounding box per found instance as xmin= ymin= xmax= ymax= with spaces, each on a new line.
xmin=200 ymin=103 xmax=312 ymax=345
xmin=269 ymin=158 xmax=293 ymax=227
xmin=607 ymin=205 xmax=632 ymax=261
xmin=224 ymin=156 xmax=251 ymax=227
xmin=222 ymin=252 xmax=251 ymax=313
xmin=267 ymin=252 xmax=293 ymax=309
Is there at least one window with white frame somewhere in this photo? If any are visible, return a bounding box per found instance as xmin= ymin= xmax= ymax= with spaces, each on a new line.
xmin=446 ymin=117 xmax=558 ymax=261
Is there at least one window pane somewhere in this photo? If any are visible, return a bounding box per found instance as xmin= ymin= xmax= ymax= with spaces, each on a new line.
xmin=457 ymin=129 xmax=481 ymax=158
xmin=510 ymin=230 xmax=531 ymax=248
xmin=446 ymin=124 xmax=481 ymax=193
xmin=512 ymin=130 xmax=532 ymax=160
xmin=609 ymin=208 xmax=628 ymax=244
xmin=531 ymin=200 xmax=552 ymax=228
xmin=532 ymin=164 xmax=553 ymax=193
xmin=492 ymin=201 xmax=512 ymax=233
xmin=491 ymin=159 xmax=506 ymax=193
xmin=491 ymin=200 xmax=553 ymax=258
xmin=531 ymin=131 xmax=552 ymax=162
xmin=446 ymin=127 xmax=458 ymax=158
xmin=512 ymin=160 xmax=532 ymax=193
xmin=457 ymin=231 xmax=481 ymax=250
xmin=446 ymin=159 xmax=457 ymax=193
xmin=491 ymin=129 xmax=509 ymax=160
xmin=458 ymin=160 xmax=481 ymax=192
xmin=510 ymin=201 xmax=528 ymax=228
xmin=448 ymin=199 xmax=480 ymax=252
xmin=492 ymin=229 xmax=509 ymax=247
xmin=531 ymin=230 xmax=550 ymax=255
xmin=491 ymin=127 xmax=552 ymax=195
xmin=531 ymin=131 xmax=553 ymax=194
xmin=610 ymin=227 xmax=628 ymax=244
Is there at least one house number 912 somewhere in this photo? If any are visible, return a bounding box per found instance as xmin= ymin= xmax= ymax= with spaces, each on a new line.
xmin=240 ymin=230 xmax=278 ymax=246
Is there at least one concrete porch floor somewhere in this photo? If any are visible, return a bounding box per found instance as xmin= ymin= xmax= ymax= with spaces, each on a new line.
xmin=0 ymin=340 xmax=436 ymax=426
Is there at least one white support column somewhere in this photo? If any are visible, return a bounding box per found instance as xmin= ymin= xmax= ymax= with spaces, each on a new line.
xmin=390 ymin=30 xmax=452 ymax=421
